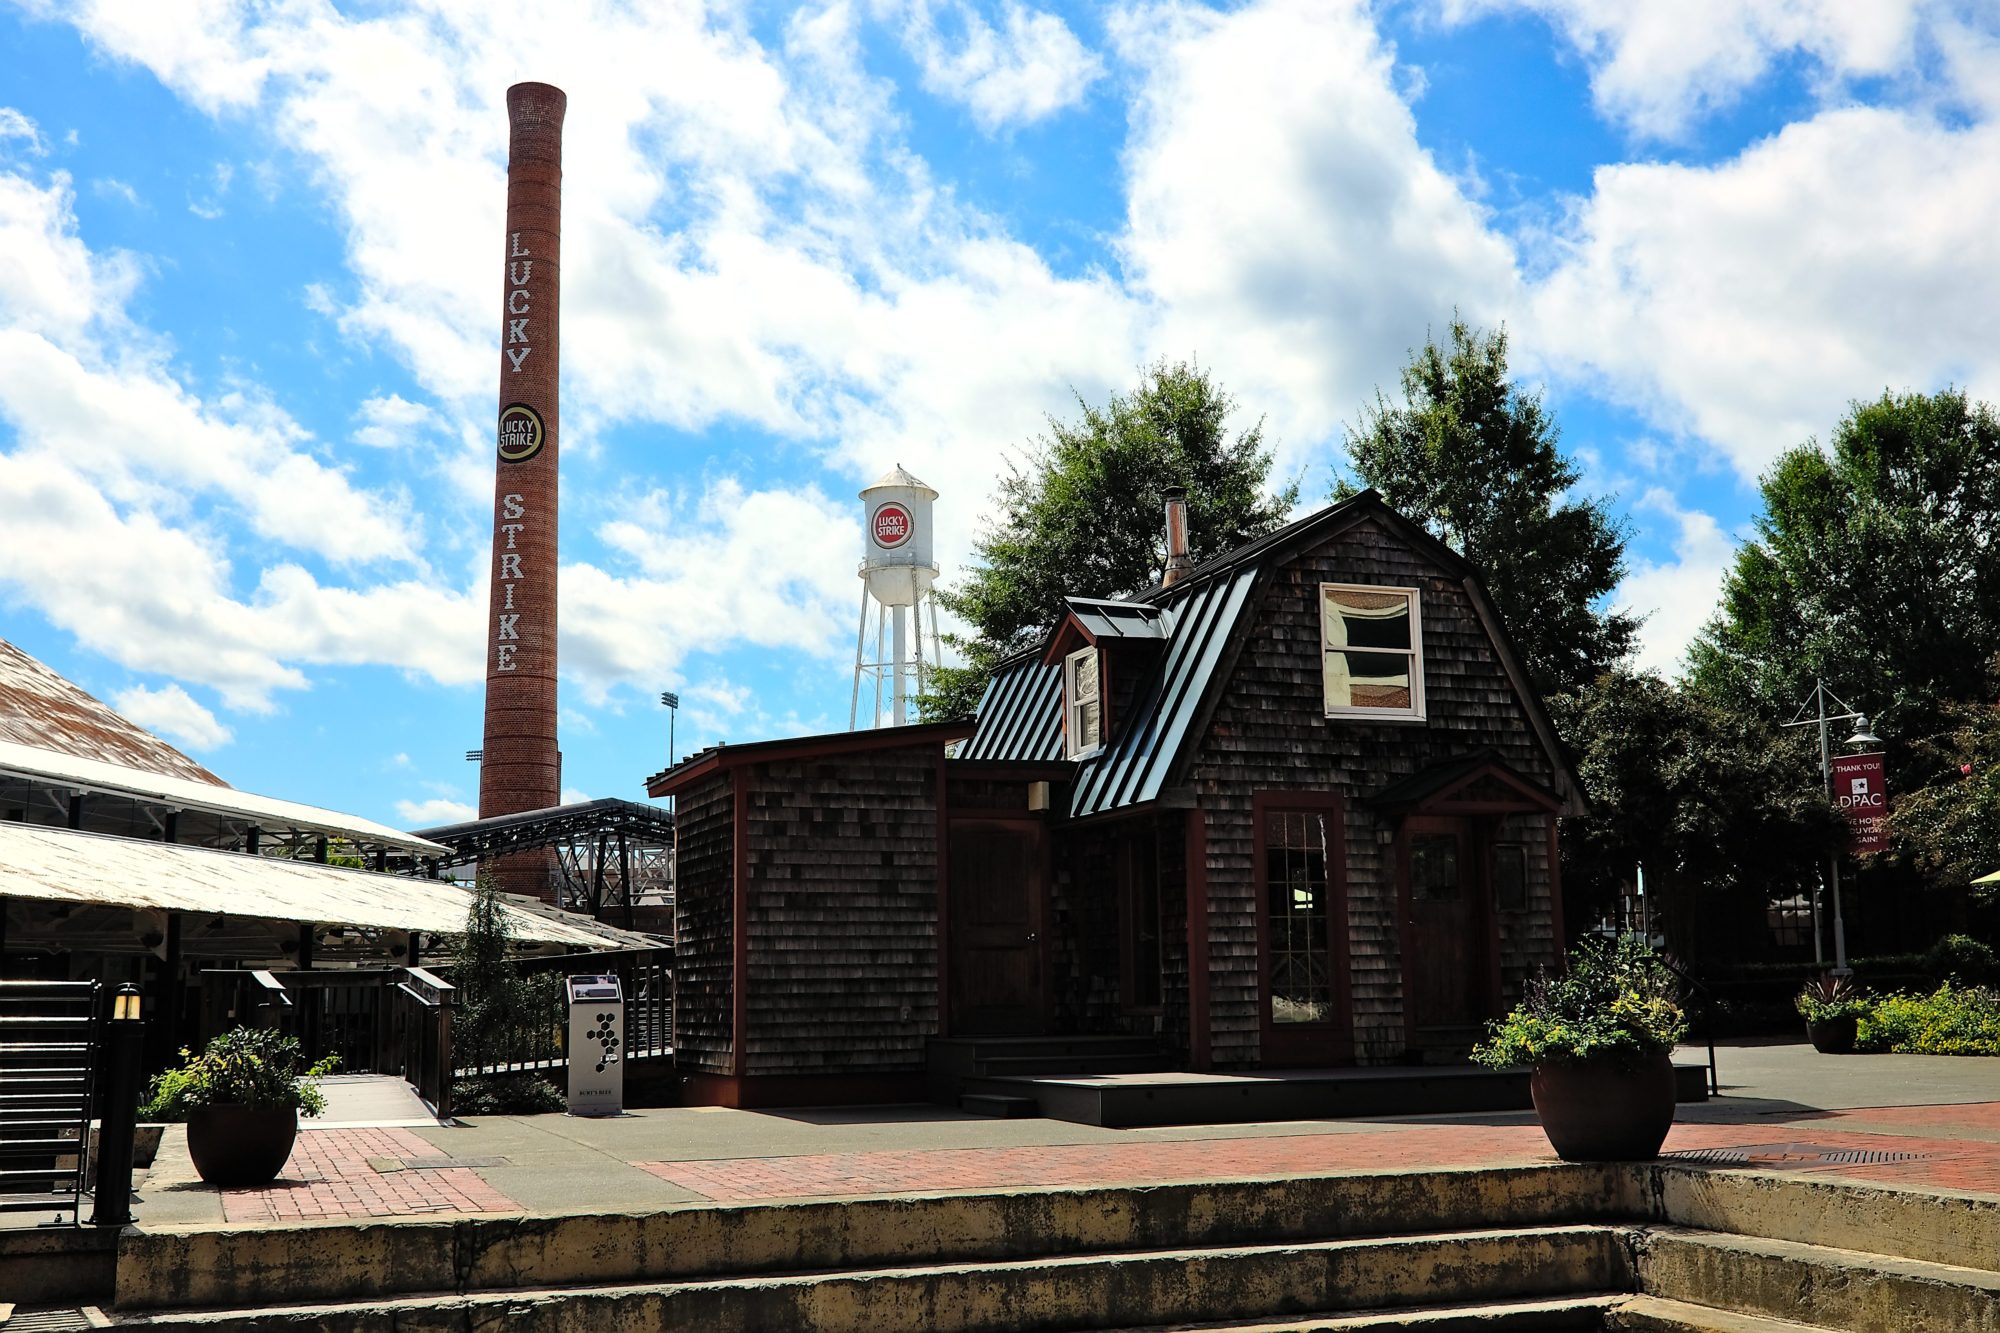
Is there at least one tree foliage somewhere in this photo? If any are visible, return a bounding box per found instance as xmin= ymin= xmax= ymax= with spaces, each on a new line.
xmin=923 ymin=359 xmax=1297 ymax=720
xmin=1689 ymin=388 xmax=2000 ymax=750
xmin=1340 ymin=317 xmax=1636 ymax=699
xmin=1891 ymin=676 xmax=2000 ymax=892
xmin=1551 ymin=670 xmax=1842 ymax=959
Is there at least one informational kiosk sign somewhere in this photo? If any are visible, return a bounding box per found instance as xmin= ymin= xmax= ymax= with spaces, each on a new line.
xmin=565 ymin=974 xmax=623 ymax=1116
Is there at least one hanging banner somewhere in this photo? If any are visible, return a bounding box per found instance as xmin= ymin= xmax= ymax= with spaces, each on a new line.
xmin=1831 ymin=751 xmax=1890 ymax=854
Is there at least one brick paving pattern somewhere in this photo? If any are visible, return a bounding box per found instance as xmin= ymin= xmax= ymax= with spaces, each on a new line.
xmin=216 ymin=1127 xmax=520 ymax=1224
xmin=636 ymin=1108 xmax=2000 ymax=1204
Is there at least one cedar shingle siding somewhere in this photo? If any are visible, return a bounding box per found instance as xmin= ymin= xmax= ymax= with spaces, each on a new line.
xmin=672 ymin=774 xmax=735 ymax=1075
xmin=1185 ymin=515 xmax=1561 ymax=1066
xmin=739 ymin=750 xmax=940 ymax=1075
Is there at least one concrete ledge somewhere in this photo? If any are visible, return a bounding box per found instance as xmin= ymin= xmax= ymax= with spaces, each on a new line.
xmin=114 ymin=1227 xmax=1638 ymax=1332
xmin=116 ymin=1164 xmax=1631 ymax=1311
xmin=1636 ymin=1227 xmax=2000 ymax=1331
xmin=0 ymin=1223 xmax=118 ymax=1305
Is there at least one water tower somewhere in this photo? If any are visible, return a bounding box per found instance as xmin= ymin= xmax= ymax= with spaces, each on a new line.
xmin=851 ymin=464 xmax=942 ymax=728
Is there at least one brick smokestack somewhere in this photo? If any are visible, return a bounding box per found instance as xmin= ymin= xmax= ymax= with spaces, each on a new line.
xmin=479 ymin=82 xmax=565 ymax=897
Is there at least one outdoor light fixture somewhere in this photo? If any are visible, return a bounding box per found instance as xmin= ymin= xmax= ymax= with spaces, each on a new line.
xmin=111 ymin=983 xmax=143 ymax=1022
xmin=1782 ymin=679 xmax=1883 ymax=975
xmin=660 ymin=691 xmax=680 ymax=766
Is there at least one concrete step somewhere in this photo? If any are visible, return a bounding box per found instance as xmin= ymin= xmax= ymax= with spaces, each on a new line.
xmin=1635 ymin=1227 xmax=2000 ymax=1331
xmin=1604 ymin=1294 xmax=1836 ymax=1332
xmin=117 ymin=1165 xmax=1629 ymax=1312
xmin=104 ymin=1226 xmax=1635 ymax=1332
xmin=975 ymin=1053 xmax=1170 ymax=1076
xmin=958 ymin=1093 xmax=1039 ymax=1118
xmin=1108 ymin=1293 xmax=1623 ymax=1329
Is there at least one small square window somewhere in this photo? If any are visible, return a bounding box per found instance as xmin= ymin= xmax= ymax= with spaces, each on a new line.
xmin=1322 ymin=584 xmax=1425 ymax=719
xmin=1065 ymin=646 xmax=1102 ymax=757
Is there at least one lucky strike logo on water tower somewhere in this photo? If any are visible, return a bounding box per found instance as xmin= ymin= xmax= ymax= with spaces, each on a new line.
xmin=872 ymin=502 xmax=913 ymax=549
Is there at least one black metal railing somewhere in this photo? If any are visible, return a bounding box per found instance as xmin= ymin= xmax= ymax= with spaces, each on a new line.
xmin=0 ymin=979 xmax=100 ymax=1220
xmin=454 ymin=948 xmax=673 ymax=1078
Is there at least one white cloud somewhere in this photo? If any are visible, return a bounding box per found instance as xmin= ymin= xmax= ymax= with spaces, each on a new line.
xmin=92 ymin=177 xmax=142 ymax=208
xmin=1442 ymin=0 xmax=1937 ymax=139
xmin=559 ymin=785 xmax=591 ymax=805
xmin=902 ymin=0 xmax=1105 ymax=130
xmin=394 ymin=796 xmax=475 ymax=826
xmin=1614 ymin=488 xmax=1736 ymax=675
xmin=1112 ymin=0 xmax=1520 ymax=473
xmin=111 ymin=682 xmax=233 ymax=750
xmin=0 ymin=107 xmax=47 ymax=156
xmin=1526 ymin=107 xmax=2000 ymax=479
xmin=354 ymin=393 xmax=435 ymax=449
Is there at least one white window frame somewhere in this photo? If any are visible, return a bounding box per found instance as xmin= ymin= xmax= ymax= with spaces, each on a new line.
xmin=1065 ymin=645 xmax=1104 ymax=758
xmin=1321 ymin=582 xmax=1426 ymax=721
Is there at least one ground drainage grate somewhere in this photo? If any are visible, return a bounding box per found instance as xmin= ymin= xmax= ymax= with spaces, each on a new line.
xmin=1663 ymin=1142 xmax=1934 ymax=1167
xmin=5 ymin=1309 xmax=100 ymax=1331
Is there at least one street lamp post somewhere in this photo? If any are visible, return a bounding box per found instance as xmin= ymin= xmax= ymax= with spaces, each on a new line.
xmin=1781 ymin=678 xmax=1881 ymax=975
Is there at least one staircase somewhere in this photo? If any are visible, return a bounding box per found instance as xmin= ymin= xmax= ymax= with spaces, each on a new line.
xmin=0 ymin=979 xmax=99 ymax=1222
xmin=930 ymin=1033 xmax=1169 ymax=1115
xmin=87 ymin=1162 xmax=2000 ymax=1330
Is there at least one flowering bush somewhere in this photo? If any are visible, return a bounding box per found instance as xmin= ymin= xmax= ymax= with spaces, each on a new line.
xmin=139 ymin=1027 xmax=337 ymax=1122
xmin=1472 ymin=933 xmax=1687 ymax=1070
xmin=1795 ymin=973 xmax=1870 ymax=1023
xmin=1857 ymin=983 xmax=2000 ymax=1056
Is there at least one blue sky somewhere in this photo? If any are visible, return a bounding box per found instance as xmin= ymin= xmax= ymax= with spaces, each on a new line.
xmin=1 ymin=0 xmax=1996 ymax=829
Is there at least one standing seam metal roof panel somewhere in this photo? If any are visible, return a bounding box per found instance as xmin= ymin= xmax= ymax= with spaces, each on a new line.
xmin=1068 ymin=567 xmax=1260 ymax=819
xmin=959 ymin=655 xmax=1064 ymax=763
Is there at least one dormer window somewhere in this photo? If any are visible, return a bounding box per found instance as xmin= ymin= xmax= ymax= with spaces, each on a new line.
xmin=1065 ymin=646 xmax=1103 ymax=757
xmin=1322 ymin=584 xmax=1425 ymax=719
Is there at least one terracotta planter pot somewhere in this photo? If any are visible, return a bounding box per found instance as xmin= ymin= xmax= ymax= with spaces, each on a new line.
xmin=186 ymin=1105 xmax=299 ymax=1188
xmin=1806 ymin=1015 xmax=1860 ymax=1054
xmin=1529 ymin=1050 xmax=1677 ymax=1162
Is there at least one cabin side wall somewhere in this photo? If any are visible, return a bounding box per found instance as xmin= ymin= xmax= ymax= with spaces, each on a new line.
xmin=1186 ymin=515 xmax=1562 ymax=1067
xmin=740 ymin=748 xmax=941 ymax=1076
xmin=671 ymin=773 xmax=735 ymax=1076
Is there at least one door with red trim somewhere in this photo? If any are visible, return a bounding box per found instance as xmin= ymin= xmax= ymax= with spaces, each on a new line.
xmin=948 ymin=821 xmax=1046 ymax=1034
xmin=1405 ymin=816 xmax=1481 ymax=1030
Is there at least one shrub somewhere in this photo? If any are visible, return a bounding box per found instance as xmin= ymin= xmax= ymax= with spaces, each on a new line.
xmin=1923 ymin=934 xmax=2000 ymax=987
xmin=451 ymin=1073 xmax=566 ymax=1115
xmin=1795 ymin=973 xmax=1870 ymax=1023
xmin=140 ymin=1028 xmax=338 ymax=1122
xmin=1857 ymin=983 xmax=2000 ymax=1056
xmin=1473 ymin=933 xmax=1687 ymax=1070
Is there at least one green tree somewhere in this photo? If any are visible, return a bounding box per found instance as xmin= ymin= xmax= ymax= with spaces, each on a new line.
xmin=449 ymin=874 xmax=532 ymax=1071
xmin=923 ymin=359 xmax=1298 ymax=720
xmin=1688 ymin=388 xmax=2000 ymax=756
xmin=1552 ymin=670 xmax=1841 ymax=960
xmin=1890 ymin=673 xmax=2000 ymax=893
xmin=1340 ymin=317 xmax=1636 ymax=699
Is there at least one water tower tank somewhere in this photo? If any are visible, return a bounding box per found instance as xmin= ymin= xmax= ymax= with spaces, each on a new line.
xmin=859 ymin=464 xmax=938 ymax=607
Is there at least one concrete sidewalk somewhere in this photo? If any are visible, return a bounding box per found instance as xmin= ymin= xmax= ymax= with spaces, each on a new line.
xmin=128 ymin=1040 xmax=2000 ymax=1227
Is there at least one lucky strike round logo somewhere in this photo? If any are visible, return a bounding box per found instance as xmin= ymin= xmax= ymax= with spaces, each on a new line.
xmin=497 ymin=403 xmax=545 ymax=463
xmin=871 ymin=501 xmax=914 ymax=549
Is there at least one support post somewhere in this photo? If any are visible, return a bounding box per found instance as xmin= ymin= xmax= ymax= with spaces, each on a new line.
xmin=90 ymin=984 xmax=145 ymax=1228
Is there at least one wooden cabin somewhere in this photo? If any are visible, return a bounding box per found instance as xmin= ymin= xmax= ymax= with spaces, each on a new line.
xmin=649 ymin=489 xmax=1583 ymax=1107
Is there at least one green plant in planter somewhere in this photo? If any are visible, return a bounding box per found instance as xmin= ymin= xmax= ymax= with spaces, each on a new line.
xmin=1795 ymin=973 xmax=1870 ymax=1023
xmin=139 ymin=1027 xmax=338 ymax=1122
xmin=1472 ymin=933 xmax=1688 ymax=1070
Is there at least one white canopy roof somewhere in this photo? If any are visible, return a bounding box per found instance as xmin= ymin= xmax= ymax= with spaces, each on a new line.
xmin=0 ymin=821 xmax=623 ymax=948
xmin=0 ymin=738 xmax=449 ymax=857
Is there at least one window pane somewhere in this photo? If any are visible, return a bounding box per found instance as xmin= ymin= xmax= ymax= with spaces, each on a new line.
xmin=1072 ymin=650 xmax=1098 ymax=699
xmin=1267 ymin=811 xmax=1334 ymax=1025
xmin=1326 ymin=651 xmax=1411 ymax=709
xmin=1324 ymin=588 xmax=1410 ymax=650
xmin=1494 ymin=844 xmax=1528 ymax=912
xmin=1076 ymin=699 xmax=1100 ymax=749
xmin=1411 ymin=834 xmax=1459 ymax=901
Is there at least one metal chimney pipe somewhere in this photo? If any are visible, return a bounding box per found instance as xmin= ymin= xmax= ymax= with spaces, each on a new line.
xmin=1162 ymin=485 xmax=1192 ymax=586
xmin=479 ymin=82 xmax=565 ymax=897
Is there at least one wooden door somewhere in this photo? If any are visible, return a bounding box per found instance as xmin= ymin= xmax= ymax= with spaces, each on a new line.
xmin=1404 ymin=817 xmax=1482 ymax=1030
xmin=948 ymin=822 xmax=1046 ymax=1034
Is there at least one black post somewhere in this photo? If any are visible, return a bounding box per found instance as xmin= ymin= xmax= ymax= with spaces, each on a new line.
xmin=67 ymin=792 xmax=85 ymax=829
xmin=90 ymin=983 xmax=145 ymax=1227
